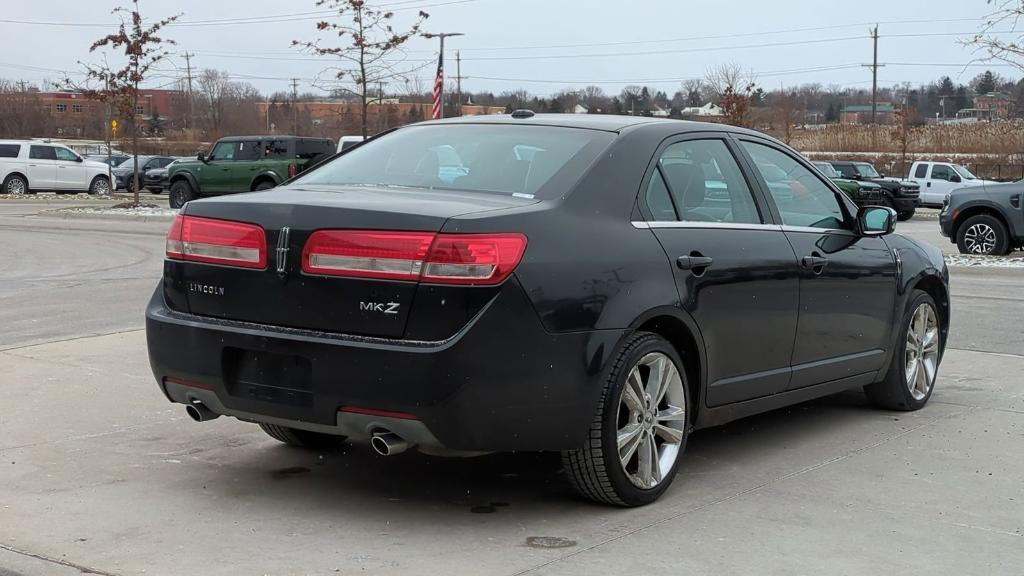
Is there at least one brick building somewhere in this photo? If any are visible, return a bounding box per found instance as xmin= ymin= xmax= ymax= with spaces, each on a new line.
xmin=34 ymin=89 xmax=184 ymax=137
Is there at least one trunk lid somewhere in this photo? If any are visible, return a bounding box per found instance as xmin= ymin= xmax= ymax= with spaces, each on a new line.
xmin=172 ymin=185 xmax=537 ymax=338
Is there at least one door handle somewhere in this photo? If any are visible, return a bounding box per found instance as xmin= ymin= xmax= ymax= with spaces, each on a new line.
xmin=927 ymin=182 xmax=932 ymax=187
xmin=677 ymin=255 xmax=713 ymax=271
xmin=801 ymin=254 xmax=829 ymax=273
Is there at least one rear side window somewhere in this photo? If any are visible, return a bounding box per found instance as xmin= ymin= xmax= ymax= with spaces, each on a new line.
xmin=915 ymin=163 xmax=928 ymax=178
xmin=237 ymin=141 xmax=262 ymax=161
xmin=0 ymin=144 xmax=20 ymax=158
xmin=295 ymin=139 xmax=333 ymax=159
xmin=832 ymin=163 xmax=857 ymax=179
xmin=656 ymin=139 xmax=761 ymax=224
xmin=297 ymin=125 xmax=613 ymax=199
xmin=645 ymin=170 xmax=677 ymax=221
xmin=29 ymin=146 xmax=56 ymax=160
xmin=264 ymin=140 xmax=290 ymax=158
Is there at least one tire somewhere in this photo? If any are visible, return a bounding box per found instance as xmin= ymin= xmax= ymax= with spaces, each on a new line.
xmin=169 ymin=180 xmax=196 ymax=209
xmin=562 ymin=332 xmax=690 ymax=507
xmin=147 ymin=187 xmax=163 ymax=194
xmin=897 ymin=208 xmax=915 ymax=221
xmin=956 ymin=214 xmax=1009 ymax=255
xmin=258 ymin=422 xmax=345 ymax=450
xmin=3 ymin=174 xmax=29 ymax=195
xmin=864 ymin=290 xmax=942 ymax=411
xmin=879 ymin=195 xmax=895 ymax=210
xmin=88 ymin=175 xmax=111 ymax=196
xmin=254 ymin=180 xmax=276 ymax=191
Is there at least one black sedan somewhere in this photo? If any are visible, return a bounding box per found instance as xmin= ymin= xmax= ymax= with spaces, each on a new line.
xmin=146 ymin=114 xmax=950 ymax=506
xmin=113 ymin=155 xmax=176 ymax=193
xmin=143 ymin=158 xmax=183 ymax=193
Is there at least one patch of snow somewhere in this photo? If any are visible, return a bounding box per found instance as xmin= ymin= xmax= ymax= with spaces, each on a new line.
xmin=945 ymin=254 xmax=1024 ymax=269
xmin=56 ymin=206 xmax=178 ymax=217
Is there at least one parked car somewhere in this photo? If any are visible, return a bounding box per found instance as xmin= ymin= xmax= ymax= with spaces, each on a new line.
xmin=940 ymin=180 xmax=1024 ymax=255
xmin=0 ymin=140 xmax=111 ymax=195
xmin=143 ymin=158 xmax=184 ymax=193
xmin=909 ymin=161 xmax=999 ymax=207
xmin=112 ymin=155 xmax=177 ymax=193
xmin=86 ymin=154 xmax=131 ymax=168
xmin=167 ymin=135 xmax=335 ymax=209
xmin=337 ymin=135 xmax=365 ymax=153
xmin=147 ymin=114 xmax=950 ymax=506
xmin=828 ymin=161 xmax=920 ymax=221
xmin=813 ymin=161 xmax=883 ymax=207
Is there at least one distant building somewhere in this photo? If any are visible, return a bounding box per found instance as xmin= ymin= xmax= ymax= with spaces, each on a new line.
xmin=571 ymin=103 xmax=589 ymax=114
xmin=971 ymin=92 xmax=1013 ymax=121
xmin=28 ymin=89 xmax=184 ymax=137
xmin=680 ymin=102 xmax=724 ymax=117
xmin=649 ymin=104 xmax=670 ymax=118
xmin=840 ymin=103 xmax=896 ymax=125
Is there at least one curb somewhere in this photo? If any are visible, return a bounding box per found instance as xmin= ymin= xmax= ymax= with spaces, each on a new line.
xmin=39 ymin=208 xmax=177 ymax=223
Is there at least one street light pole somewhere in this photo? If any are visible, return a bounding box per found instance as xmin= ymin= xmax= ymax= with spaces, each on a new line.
xmin=422 ymin=32 xmax=464 ymax=119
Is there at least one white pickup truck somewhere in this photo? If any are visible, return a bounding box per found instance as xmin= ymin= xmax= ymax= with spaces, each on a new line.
xmin=908 ymin=161 xmax=998 ymax=207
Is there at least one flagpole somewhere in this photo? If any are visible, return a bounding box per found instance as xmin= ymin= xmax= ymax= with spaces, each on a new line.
xmin=423 ymin=31 xmax=464 ymax=119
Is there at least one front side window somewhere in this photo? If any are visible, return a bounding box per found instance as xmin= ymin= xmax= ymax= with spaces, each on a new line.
xmin=832 ymin=163 xmax=857 ymax=179
xmin=209 ymin=141 xmax=236 ymax=161
xmin=297 ymin=125 xmax=613 ymax=199
xmin=29 ymin=145 xmax=56 ymax=160
xmin=741 ymin=141 xmax=849 ymax=230
xmin=54 ymin=147 xmax=79 ymax=162
xmin=655 ymin=139 xmax=761 ymax=224
xmin=931 ymin=164 xmax=953 ymax=181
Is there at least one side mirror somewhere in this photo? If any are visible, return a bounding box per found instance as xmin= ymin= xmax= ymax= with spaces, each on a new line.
xmin=197 ymin=151 xmax=207 ymax=163
xmin=858 ymin=206 xmax=896 ymax=236
xmin=75 ymin=157 xmax=83 ymax=163
xmin=950 ymin=174 xmax=962 ymax=183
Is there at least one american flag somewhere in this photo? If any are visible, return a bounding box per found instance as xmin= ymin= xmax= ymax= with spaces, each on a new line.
xmin=431 ymin=51 xmax=444 ymax=120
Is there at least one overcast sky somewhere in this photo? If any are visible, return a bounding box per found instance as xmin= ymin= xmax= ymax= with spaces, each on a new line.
xmin=0 ymin=0 xmax=1013 ymax=97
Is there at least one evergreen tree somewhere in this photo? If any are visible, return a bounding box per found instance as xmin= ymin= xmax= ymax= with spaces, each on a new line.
xmin=975 ymin=70 xmax=997 ymax=95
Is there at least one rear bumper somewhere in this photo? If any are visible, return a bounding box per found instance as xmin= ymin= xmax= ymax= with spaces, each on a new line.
xmin=145 ymin=280 xmax=623 ymax=453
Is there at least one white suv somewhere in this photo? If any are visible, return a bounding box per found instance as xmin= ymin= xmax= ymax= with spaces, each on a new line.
xmin=0 ymin=140 xmax=112 ymax=195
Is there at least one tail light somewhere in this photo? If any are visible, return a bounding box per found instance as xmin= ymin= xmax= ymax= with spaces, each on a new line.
xmin=165 ymin=214 xmax=268 ymax=269
xmin=302 ymin=230 xmax=527 ymax=285
xmin=287 ymin=163 xmax=297 ymax=178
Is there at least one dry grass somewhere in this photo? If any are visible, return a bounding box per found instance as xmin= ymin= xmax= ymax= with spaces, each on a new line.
xmin=790 ymin=122 xmax=1024 ymax=157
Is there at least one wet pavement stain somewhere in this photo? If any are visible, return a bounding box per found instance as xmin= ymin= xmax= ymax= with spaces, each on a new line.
xmin=525 ymin=536 xmax=577 ymax=549
xmin=271 ymin=466 xmax=311 ymax=479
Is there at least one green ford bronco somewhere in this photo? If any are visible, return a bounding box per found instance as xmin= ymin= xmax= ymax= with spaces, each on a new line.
xmin=168 ymin=135 xmax=335 ymax=208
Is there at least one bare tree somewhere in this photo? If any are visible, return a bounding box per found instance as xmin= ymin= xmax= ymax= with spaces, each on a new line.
xmin=890 ymin=106 xmax=919 ymax=173
xmin=705 ymin=64 xmax=757 ymax=127
xmin=196 ymin=69 xmax=232 ymax=135
xmin=0 ymin=80 xmax=53 ymax=138
xmin=66 ymin=0 xmax=180 ymax=205
xmin=295 ymin=0 xmax=428 ymax=138
xmin=966 ymin=1 xmax=1024 ymax=73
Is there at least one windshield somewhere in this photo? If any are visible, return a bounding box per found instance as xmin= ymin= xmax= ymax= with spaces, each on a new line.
xmin=953 ymin=164 xmax=978 ymax=180
xmin=854 ymin=164 xmax=881 ymax=178
xmin=116 ymin=158 xmax=150 ymax=170
xmin=296 ymin=124 xmax=613 ymax=199
xmin=814 ymin=162 xmax=840 ymax=178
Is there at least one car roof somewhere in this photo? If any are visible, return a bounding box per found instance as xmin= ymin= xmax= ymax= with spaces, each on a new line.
xmin=217 ymin=135 xmax=330 ymax=142
xmin=419 ymin=113 xmax=766 ymax=136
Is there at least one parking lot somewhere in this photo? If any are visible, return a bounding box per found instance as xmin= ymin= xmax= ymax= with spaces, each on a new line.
xmin=1 ymin=197 xmax=1022 ymax=575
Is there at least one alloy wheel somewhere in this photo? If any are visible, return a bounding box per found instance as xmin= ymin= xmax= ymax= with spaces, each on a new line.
xmin=905 ymin=303 xmax=939 ymax=401
xmin=93 ymin=178 xmax=110 ymax=195
xmin=6 ymin=178 xmax=26 ymax=195
xmin=963 ymin=223 xmax=997 ymax=254
xmin=616 ymin=352 xmax=686 ymax=489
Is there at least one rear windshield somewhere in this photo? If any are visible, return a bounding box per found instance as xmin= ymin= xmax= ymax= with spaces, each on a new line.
xmin=296 ymin=124 xmax=613 ymax=199
xmin=0 ymin=144 xmax=20 ymax=158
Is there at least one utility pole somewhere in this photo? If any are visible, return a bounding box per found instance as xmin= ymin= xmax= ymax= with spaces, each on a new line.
xmin=455 ymin=50 xmax=463 ymax=116
xmin=423 ymin=32 xmax=464 ymax=119
xmin=861 ymin=25 xmax=885 ymax=124
xmin=183 ymin=52 xmax=194 ymax=133
xmin=290 ymin=78 xmax=299 ymax=135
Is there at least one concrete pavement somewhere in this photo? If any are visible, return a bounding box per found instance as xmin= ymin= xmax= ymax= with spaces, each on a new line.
xmin=1 ymin=205 xmax=1022 ymax=575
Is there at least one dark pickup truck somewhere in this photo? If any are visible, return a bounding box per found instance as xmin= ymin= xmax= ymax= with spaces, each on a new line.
xmin=828 ymin=161 xmax=921 ymax=221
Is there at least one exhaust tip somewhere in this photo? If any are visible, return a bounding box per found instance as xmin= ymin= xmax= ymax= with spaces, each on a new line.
xmin=371 ymin=432 xmax=409 ymax=456
xmin=186 ymin=401 xmax=220 ymax=422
